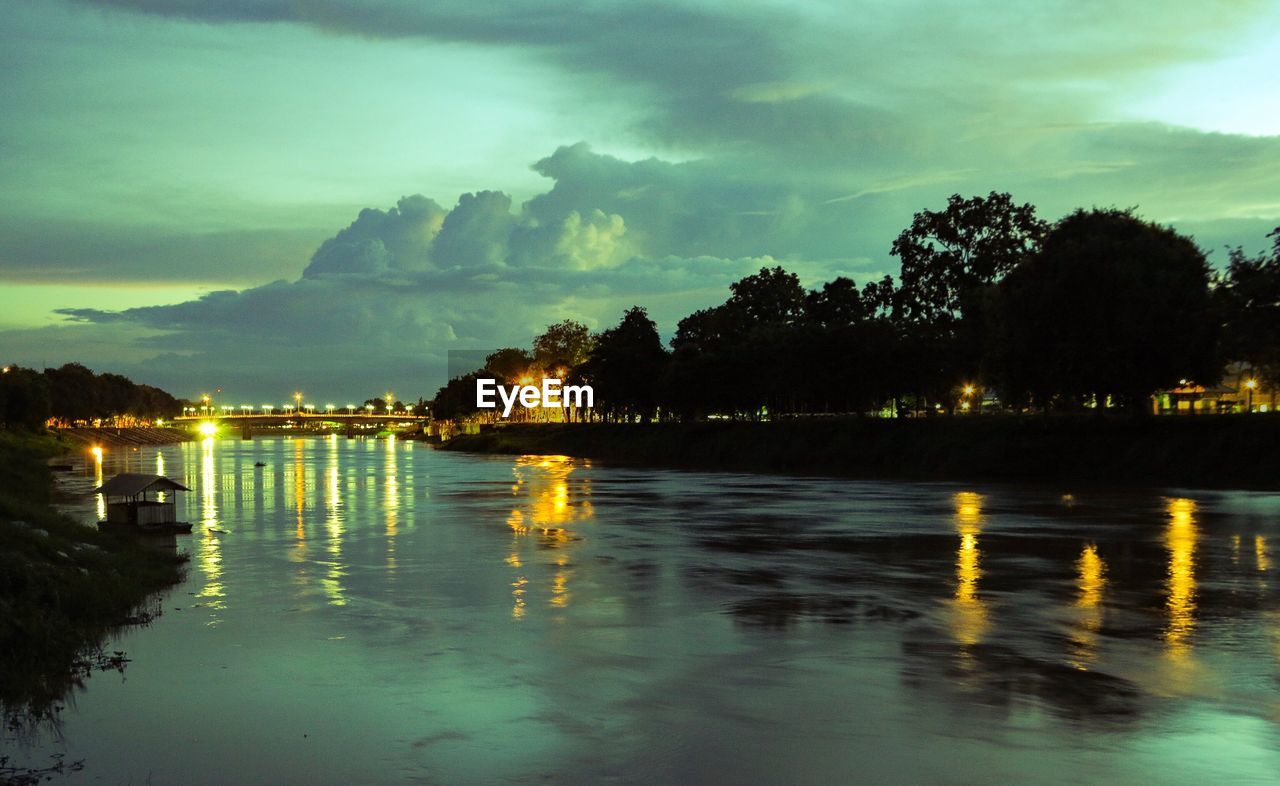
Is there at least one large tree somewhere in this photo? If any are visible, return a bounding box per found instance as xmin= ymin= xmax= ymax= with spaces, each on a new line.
xmin=892 ymin=192 xmax=1047 ymax=324
xmin=988 ymin=209 xmax=1220 ymax=411
xmin=1219 ymin=228 xmax=1280 ymax=394
xmin=586 ymin=307 xmax=668 ymax=422
xmin=889 ymin=192 xmax=1047 ymax=411
xmin=532 ymin=319 xmax=593 ymax=371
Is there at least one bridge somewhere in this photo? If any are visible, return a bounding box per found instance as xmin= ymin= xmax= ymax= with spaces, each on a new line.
xmin=174 ymin=412 xmax=431 ymax=439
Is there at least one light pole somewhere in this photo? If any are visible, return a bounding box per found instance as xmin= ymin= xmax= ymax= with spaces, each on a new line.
xmin=1245 ymin=378 xmax=1258 ymax=412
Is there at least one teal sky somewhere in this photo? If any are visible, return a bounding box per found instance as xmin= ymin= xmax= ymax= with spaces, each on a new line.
xmin=1 ymin=0 xmax=1278 ymax=401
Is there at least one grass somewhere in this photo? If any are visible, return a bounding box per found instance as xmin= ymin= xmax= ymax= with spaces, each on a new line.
xmin=0 ymin=430 xmax=188 ymax=732
xmin=440 ymin=414 xmax=1280 ymax=490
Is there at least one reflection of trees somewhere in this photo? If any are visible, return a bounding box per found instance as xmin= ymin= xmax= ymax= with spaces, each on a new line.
xmin=505 ymin=455 xmax=594 ymax=618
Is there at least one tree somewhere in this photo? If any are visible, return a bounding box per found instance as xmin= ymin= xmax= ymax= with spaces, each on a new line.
xmin=1219 ymin=228 xmax=1280 ymax=394
xmin=484 ymin=348 xmax=533 ymax=382
xmin=0 ymin=366 xmax=51 ymax=430
xmin=987 ymin=209 xmax=1220 ymax=411
xmin=430 ymin=372 xmax=485 ymax=421
xmin=532 ymin=320 xmax=593 ymax=371
xmin=890 ymin=193 xmax=1047 ymax=411
xmin=584 ymin=307 xmax=668 ymax=422
xmin=892 ymin=192 xmax=1047 ymax=324
xmin=725 ymin=266 xmax=806 ymax=326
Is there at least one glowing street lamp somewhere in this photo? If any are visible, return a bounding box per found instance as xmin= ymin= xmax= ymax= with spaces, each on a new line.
xmin=365 ymin=404 xmax=375 ymax=415
xmin=1245 ymin=377 xmax=1259 ymax=412
xmin=962 ymin=384 xmax=976 ymax=397
xmin=304 ymin=404 xmax=316 ymax=414
xmin=326 ymin=404 xmax=336 ymax=415
xmin=346 ymin=404 xmax=355 ymax=415
xmin=262 ymin=404 xmax=274 ymax=414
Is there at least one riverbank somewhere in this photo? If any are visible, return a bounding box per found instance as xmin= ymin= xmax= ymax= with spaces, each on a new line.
xmin=0 ymin=431 xmax=188 ymax=731
xmin=439 ymin=415 xmax=1280 ymax=490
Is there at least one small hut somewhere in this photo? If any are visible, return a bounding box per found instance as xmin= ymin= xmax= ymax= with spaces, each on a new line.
xmin=94 ymin=473 xmax=190 ymax=528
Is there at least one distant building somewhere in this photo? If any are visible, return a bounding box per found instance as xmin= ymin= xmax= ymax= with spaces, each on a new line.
xmin=1154 ymin=363 xmax=1275 ymax=414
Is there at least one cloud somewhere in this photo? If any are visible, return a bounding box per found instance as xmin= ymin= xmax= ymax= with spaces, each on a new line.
xmin=304 ymin=195 xmax=447 ymax=278
xmin=4 ymin=1 xmax=1279 ymax=400
xmin=30 ymin=145 xmax=842 ymax=399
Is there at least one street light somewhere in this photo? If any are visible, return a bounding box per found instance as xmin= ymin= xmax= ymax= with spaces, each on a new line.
xmin=346 ymin=404 xmax=355 ymax=415
xmin=1245 ymin=377 xmax=1258 ymax=412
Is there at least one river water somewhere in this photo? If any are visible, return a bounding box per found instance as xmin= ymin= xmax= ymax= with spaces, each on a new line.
xmin=9 ymin=435 xmax=1280 ymax=783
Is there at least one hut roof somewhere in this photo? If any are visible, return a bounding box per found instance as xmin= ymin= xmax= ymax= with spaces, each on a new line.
xmin=94 ymin=473 xmax=190 ymax=497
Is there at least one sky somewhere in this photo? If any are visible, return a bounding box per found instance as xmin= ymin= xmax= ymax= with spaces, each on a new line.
xmin=1 ymin=0 xmax=1278 ymax=403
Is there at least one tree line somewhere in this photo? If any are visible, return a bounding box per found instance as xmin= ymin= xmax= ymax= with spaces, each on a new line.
xmin=0 ymin=363 xmax=182 ymax=430
xmin=434 ymin=195 xmax=1280 ymax=422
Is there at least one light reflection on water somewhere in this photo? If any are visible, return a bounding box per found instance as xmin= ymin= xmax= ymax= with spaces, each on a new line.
xmin=21 ymin=438 xmax=1280 ymax=783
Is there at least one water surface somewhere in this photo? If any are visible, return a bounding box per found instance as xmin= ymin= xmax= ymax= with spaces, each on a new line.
xmin=8 ymin=435 xmax=1280 ymax=783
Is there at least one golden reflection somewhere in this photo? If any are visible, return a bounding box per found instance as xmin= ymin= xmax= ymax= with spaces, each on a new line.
xmin=1256 ymin=535 xmax=1270 ymax=573
xmin=385 ymin=435 xmax=398 ymax=574
xmin=322 ymin=435 xmax=346 ymax=606
xmin=951 ymin=491 xmax=987 ymax=647
xmin=1164 ymin=497 xmax=1199 ymax=659
xmin=1070 ymin=543 xmax=1107 ymax=669
xmin=293 ymin=439 xmax=307 ymax=546
xmin=93 ymin=450 xmax=106 ymax=520
xmin=505 ymin=455 xmax=594 ymax=617
xmin=196 ymin=436 xmax=225 ymax=614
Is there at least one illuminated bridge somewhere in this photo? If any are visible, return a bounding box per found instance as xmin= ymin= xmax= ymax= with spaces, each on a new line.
xmin=174 ymin=412 xmax=430 ymax=438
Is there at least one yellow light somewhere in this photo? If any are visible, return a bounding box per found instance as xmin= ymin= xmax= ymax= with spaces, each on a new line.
xmin=961 ymin=401 xmax=971 ymax=411
xmin=962 ymin=384 xmax=975 ymax=396
xmin=519 ymin=376 xmax=533 ymax=386
xmin=90 ymin=446 xmax=103 ymax=459
xmin=1245 ymin=378 xmax=1258 ymax=390
xmin=198 ymin=421 xmax=218 ymax=437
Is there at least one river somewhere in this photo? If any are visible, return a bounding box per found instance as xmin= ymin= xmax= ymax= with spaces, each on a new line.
xmin=9 ymin=435 xmax=1280 ymax=782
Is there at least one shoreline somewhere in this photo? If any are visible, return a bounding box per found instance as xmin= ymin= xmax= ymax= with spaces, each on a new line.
xmin=437 ymin=416 xmax=1280 ymax=491
xmin=0 ymin=431 xmax=188 ymax=734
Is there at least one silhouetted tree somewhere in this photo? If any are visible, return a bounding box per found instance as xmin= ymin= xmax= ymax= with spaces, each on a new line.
xmin=0 ymin=367 xmax=52 ymax=431
xmin=429 ymin=372 xmax=486 ymax=421
xmin=987 ymin=209 xmax=1220 ymax=411
xmin=891 ymin=193 xmax=1047 ymax=410
xmin=1219 ymin=228 xmax=1280 ymax=396
xmin=484 ymin=348 xmax=533 ymax=382
xmin=585 ymin=307 xmax=667 ymax=422
xmin=532 ymin=320 xmax=593 ymax=371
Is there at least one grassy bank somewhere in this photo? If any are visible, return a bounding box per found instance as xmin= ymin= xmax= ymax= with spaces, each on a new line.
xmin=440 ymin=415 xmax=1280 ymax=490
xmin=0 ymin=431 xmax=187 ymax=729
